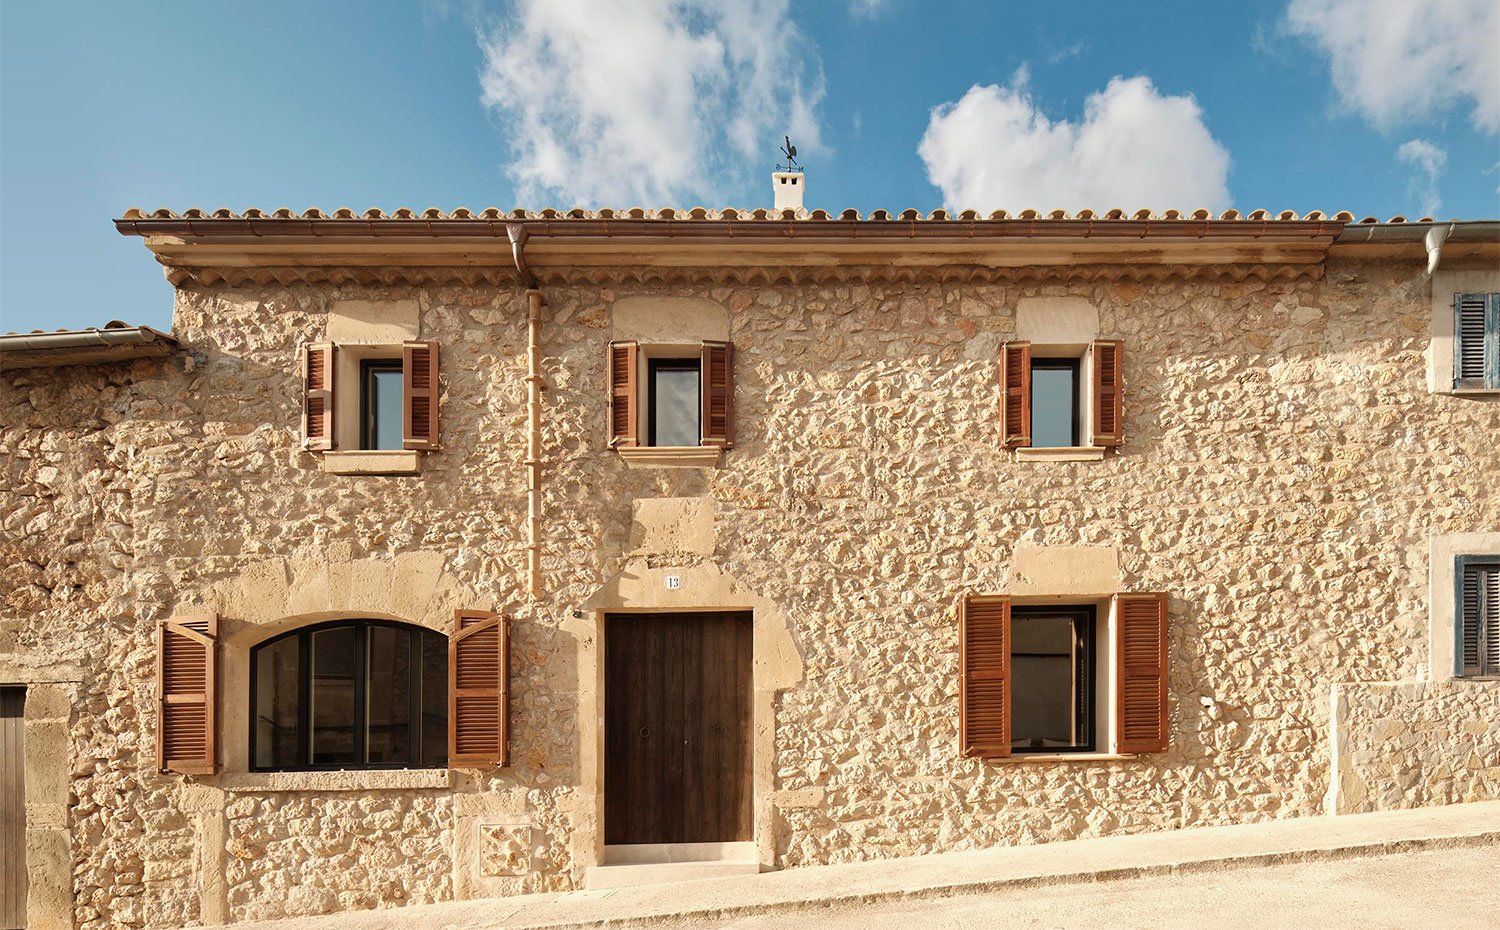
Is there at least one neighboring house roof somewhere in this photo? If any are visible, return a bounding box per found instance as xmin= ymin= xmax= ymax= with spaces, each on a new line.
xmin=0 ymin=322 xmax=178 ymax=370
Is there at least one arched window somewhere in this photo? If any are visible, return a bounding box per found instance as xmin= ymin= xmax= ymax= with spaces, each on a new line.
xmin=251 ymin=620 xmax=447 ymax=771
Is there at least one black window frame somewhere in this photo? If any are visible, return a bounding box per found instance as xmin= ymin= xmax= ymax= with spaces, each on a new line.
xmin=1030 ymin=357 xmax=1082 ymax=448
xmin=359 ymin=358 xmax=404 ymax=451
xmin=249 ymin=619 xmax=447 ymax=772
xmin=1009 ymin=604 xmax=1096 ymax=754
xmin=646 ymin=357 xmax=702 ymax=448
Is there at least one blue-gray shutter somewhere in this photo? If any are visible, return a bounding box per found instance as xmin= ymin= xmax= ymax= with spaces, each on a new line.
xmin=1453 ymin=293 xmax=1499 ymax=389
xmin=1457 ymin=558 xmax=1500 ymax=677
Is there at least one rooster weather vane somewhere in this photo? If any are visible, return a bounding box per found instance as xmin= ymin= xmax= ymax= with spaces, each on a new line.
xmin=778 ymin=136 xmax=801 ymax=172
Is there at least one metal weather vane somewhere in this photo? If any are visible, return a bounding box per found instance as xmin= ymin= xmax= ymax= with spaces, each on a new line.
xmin=778 ymin=136 xmax=801 ymax=172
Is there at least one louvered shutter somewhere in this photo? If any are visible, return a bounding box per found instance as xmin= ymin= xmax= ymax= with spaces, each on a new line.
xmin=449 ymin=610 xmax=509 ymax=767
xmin=608 ymin=340 xmax=639 ymax=448
xmin=1115 ymin=592 xmax=1169 ymax=753
xmin=302 ymin=343 xmax=335 ymax=450
xmin=403 ymin=341 xmax=440 ymax=450
xmin=157 ymin=614 xmax=218 ymax=774
xmin=1452 ymin=294 xmax=1488 ymax=390
xmin=959 ymin=594 xmax=1011 ymax=758
xmin=999 ymin=341 xmax=1031 ymax=448
xmin=1458 ymin=560 xmax=1500 ymax=677
xmin=700 ymin=340 xmax=734 ymax=448
xmin=1091 ymin=340 xmax=1123 ymax=447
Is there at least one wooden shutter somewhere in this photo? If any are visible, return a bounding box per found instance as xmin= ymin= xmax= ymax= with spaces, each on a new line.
xmin=1459 ymin=560 xmax=1500 ymax=677
xmin=1091 ymin=340 xmax=1123 ymax=447
xmin=157 ymin=614 xmax=218 ymax=774
xmin=449 ymin=610 xmax=509 ymax=767
xmin=999 ymin=341 xmax=1031 ymax=448
xmin=959 ymin=594 xmax=1010 ymax=758
xmin=1453 ymin=293 xmax=1490 ymax=389
xmin=302 ymin=343 xmax=335 ymax=450
xmin=608 ymin=340 xmax=639 ymax=448
xmin=1115 ymin=592 xmax=1168 ymax=753
xmin=403 ymin=341 xmax=440 ymax=450
xmin=700 ymin=340 xmax=735 ymax=448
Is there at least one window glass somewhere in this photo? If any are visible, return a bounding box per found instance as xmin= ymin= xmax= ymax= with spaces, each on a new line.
xmin=651 ymin=362 xmax=700 ymax=447
xmin=310 ymin=626 xmax=358 ymax=765
xmin=253 ymin=635 xmax=300 ymax=769
xmin=1030 ymin=360 xmax=1079 ymax=448
xmin=1011 ymin=608 xmax=1093 ymax=752
xmin=420 ymin=631 xmax=449 ymax=767
xmin=251 ymin=621 xmax=449 ymax=771
xmin=363 ymin=362 xmax=404 ymax=450
xmin=366 ymin=626 xmax=413 ymax=765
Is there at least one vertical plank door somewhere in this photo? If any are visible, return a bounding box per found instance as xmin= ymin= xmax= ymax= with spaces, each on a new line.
xmin=1 ymin=687 xmax=25 ymax=930
xmin=605 ymin=613 xmax=752 ymax=845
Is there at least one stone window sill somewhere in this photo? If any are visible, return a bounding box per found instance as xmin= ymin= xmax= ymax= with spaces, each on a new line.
xmin=321 ymin=449 xmax=422 ymax=475
xmin=218 ymin=769 xmax=451 ymax=792
xmin=1014 ymin=446 xmax=1107 ymax=462
xmin=616 ymin=445 xmax=724 ymax=469
xmin=1447 ymin=387 xmax=1500 ymax=396
xmin=992 ymin=752 xmax=1137 ymax=763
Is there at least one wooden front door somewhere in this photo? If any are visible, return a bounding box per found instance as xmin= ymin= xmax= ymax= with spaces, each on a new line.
xmin=1 ymin=688 xmax=25 ymax=930
xmin=605 ymin=612 xmax=752 ymax=846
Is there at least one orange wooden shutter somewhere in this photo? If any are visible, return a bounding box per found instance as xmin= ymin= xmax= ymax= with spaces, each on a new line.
xmin=1091 ymin=340 xmax=1123 ymax=447
xmin=959 ymin=594 xmax=1011 ymax=758
xmin=302 ymin=343 xmax=335 ymax=450
xmin=157 ymin=614 xmax=218 ymax=774
xmin=1115 ymin=592 xmax=1169 ymax=753
xmin=608 ymin=340 xmax=639 ymax=447
xmin=999 ymin=341 xmax=1031 ymax=448
xmin=449 ymin=610 xmax=509 ymax=767
xmin=700 ymin=340 xmax=734 ymax=448
xmin=403 ymin=341 xmax=440 ymax=450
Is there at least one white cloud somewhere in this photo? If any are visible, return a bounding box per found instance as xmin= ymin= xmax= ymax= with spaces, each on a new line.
xmin=478 ymin=0 xmax=825 ymax=206
xmin=918 ymin=75 xmax=1232 ymax=212
xmin=849 ymin=0 xmax=884 ymax=19
xmin=1285 ymin=0 xmax=1500 ymax=134
xmin=1396 ymin=139 xmax=1447 ymax=217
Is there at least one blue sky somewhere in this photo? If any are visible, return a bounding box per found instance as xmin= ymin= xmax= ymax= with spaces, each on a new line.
xmin=3 ymin=0 xmax=1497 ymax=334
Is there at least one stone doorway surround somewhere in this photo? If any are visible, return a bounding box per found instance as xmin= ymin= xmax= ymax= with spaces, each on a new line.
xmin=577 ymin=554 xmax=803 ymax=884
xmin=0 ymin=655 xmax=81 ymax=930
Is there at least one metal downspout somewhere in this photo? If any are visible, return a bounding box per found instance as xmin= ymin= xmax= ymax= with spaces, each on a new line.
xmin=508 ymin=224 xmax=545 ymax=599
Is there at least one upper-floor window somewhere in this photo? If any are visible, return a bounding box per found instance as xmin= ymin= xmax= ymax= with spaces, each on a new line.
xmin=1453 ymin=293 xmax=1500 ymax=390
xmin=1458 ymin=556 xmax=1500 ymax=678
xmin=301 ymin=341 xmax=440 ymax=452
xmin=1000 ymin=340 xmax=1122 ymax=452
xmin=251 ymin=619 xmax=448 ymax=771
xmin=361 ymin=359 xmax=405 ymax=450
xmin=608 ymin=340 xmax=733 ymax=450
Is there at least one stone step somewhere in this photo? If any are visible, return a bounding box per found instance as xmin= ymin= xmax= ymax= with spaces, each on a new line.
xmin=583 ymin=860 xmax=761 ymax=890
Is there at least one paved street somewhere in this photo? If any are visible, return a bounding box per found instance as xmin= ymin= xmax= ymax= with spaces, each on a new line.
xmin=673 ymin=845 xmax=1500 ymax=930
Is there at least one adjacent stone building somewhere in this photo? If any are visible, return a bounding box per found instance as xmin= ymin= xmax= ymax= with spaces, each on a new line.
xmin=1 ymin=187 xmax=1497 ymax=928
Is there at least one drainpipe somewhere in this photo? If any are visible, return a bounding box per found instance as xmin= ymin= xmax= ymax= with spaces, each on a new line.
xmin=508 ymin=223 xmax=545 ymax=599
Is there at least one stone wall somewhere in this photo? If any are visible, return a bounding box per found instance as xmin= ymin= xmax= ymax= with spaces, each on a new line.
xmin=1330 ymin=680 xmax=1500 ymax=815
xmin=2 ymin=259 xmax=1498 ymax=927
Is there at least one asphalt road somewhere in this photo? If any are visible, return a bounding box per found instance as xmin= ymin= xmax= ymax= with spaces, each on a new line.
xmin=645 ymin=845 xmax=1500 ymax=930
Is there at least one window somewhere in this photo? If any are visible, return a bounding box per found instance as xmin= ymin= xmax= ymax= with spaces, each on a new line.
xmin=300 ymin=341 xmax=440 ymax=452
xmin=648 ymin=358 xmax=701 ymax=447
xmin=1010 ymin=606 xmax=1094 ymax=753
xmin=250 ymin=620 xmax=448 ymax=771
xmin=959 ymin=593 xmax=1167 ymax=759
xmin=1001 ymin=340 xmax=1122 ymax=451
xmin=360 ymin=359 xmax=404 ymax=450
xmin=1454 ymin=293 xmax=1500 ymax=390
xmin=608 ymin=340 xmax=734 ymax=451
xmin=1458 ymin=557 xmax=1500 ymax=678
xmin=1029 ymin=359 xmax=1081 ymax=448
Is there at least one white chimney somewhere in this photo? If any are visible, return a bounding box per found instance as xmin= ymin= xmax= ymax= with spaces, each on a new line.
xmin=772 ymin=170 xmax=804 ymax=212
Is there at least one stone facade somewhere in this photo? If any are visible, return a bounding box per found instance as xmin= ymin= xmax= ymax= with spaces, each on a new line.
xmin=3 ymin=236 xmax=1499 ymax=927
